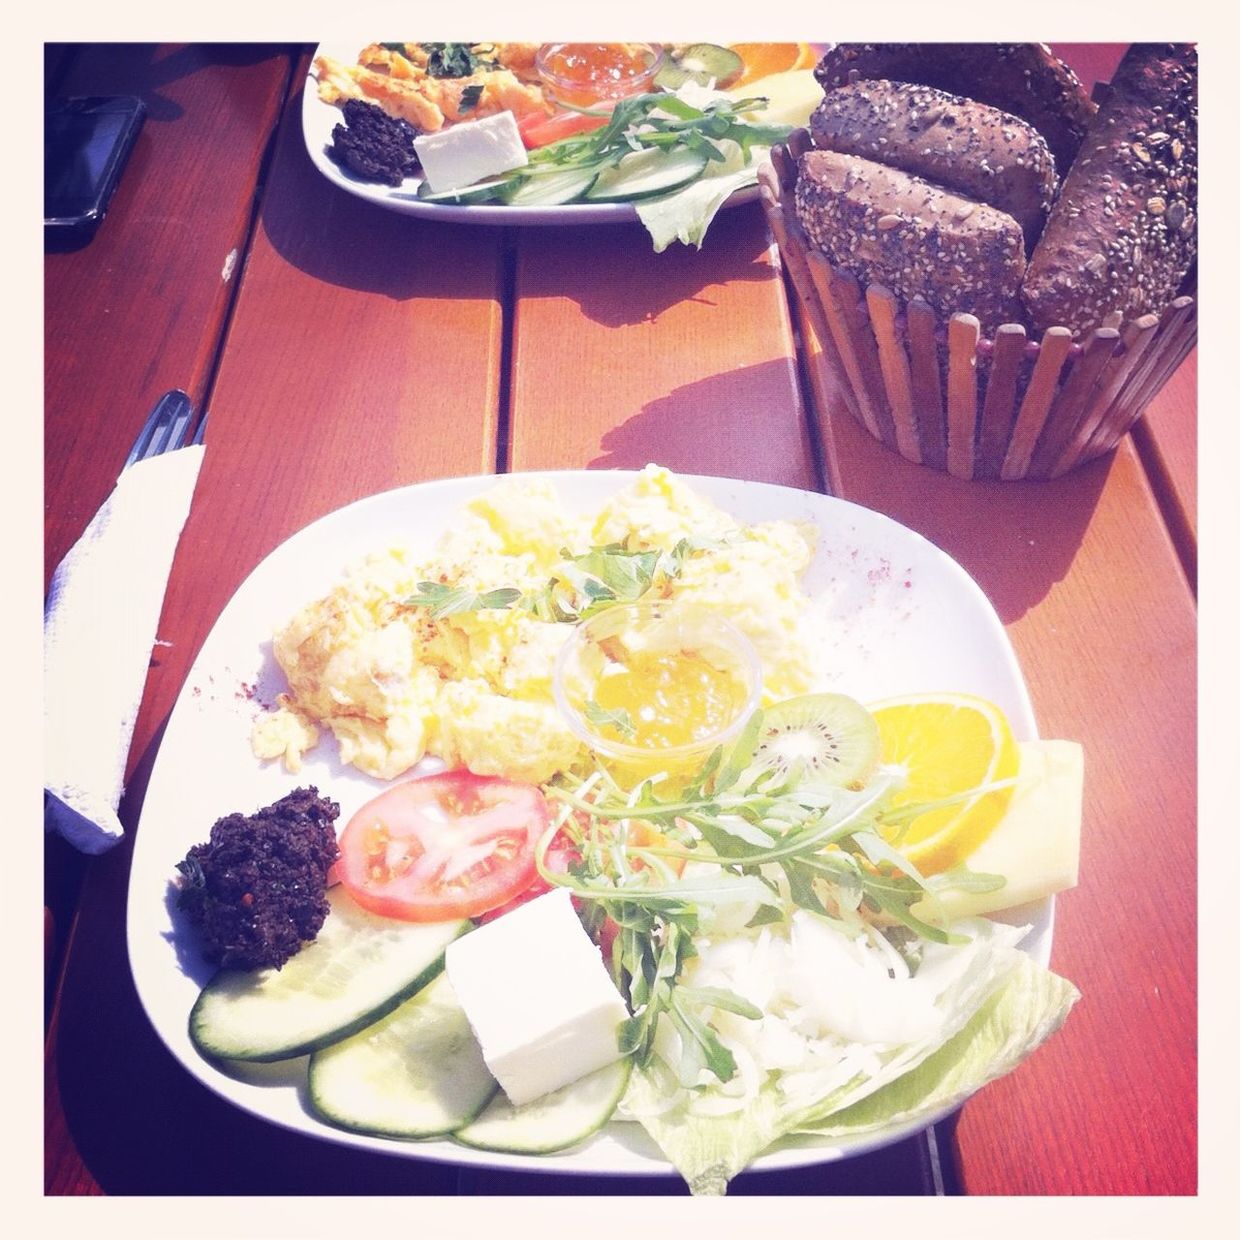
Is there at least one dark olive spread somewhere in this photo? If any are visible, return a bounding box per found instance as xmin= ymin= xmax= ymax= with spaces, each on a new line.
xmin=176 ymin=787 xmax=340 ymax=971
xmin=328 ymin=99 xmax=420 ymax=186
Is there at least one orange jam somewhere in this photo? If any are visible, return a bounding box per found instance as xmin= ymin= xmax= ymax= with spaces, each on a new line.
xmin=592 ymin=649 xmax=748 ymax=751
xmin=537 ymin=42 xmax=662 ymax=106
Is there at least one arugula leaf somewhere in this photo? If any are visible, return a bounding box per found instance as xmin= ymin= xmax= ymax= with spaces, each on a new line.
xmin=458 ymin=83 xmax=484 ymax=114
xmin=403 ymin=581 xmax=521 ymax=619
xmin=677 ymin=985 xmax=763 ymax=1021
xmin=584 ymin=699 xmax=637 ymax=740
xmin=422 ymin=42 xmax=478 ymax=78
xmin=707 ymin=707 xmax=764 ymax=794
xmin=779 ymin=858 xmax=828 ymax=916
xmin=745 ymin=903 xmax=785 ymax=929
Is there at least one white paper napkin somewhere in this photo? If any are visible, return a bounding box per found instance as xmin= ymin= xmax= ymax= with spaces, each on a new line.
xmin=45 ymin=444 xmax=205 ymax=854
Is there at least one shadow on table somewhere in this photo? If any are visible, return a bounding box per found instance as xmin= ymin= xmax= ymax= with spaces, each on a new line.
xmin=259 ymin=77 xmax=508 ymax=302
xmin=260 ymin=75 xmax=777 ymax=322
xmin=512 ymin=200 xmax=779 ymax=329
xmin=823 ymin=411 xmax=1115 ymax=622
xmin=585 ymin=359 xmax=1109 ymax=620
xmin=47 ymin=44 xmax=292 ymax=123
xmin=587 ymin=357 xmax=821 ymax=491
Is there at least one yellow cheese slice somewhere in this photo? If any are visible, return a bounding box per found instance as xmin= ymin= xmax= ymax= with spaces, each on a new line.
xmin=913 ymin=740 xmax=1083 ymax=921
xmin=727 ymin=69 xmax=824 ymax=130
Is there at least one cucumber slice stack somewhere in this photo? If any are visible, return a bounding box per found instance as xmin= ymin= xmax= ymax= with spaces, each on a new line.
xmin=188 ymin=889 xmax=629 ymax=1153
xmin=189 ymin=886 xmax=469 ymax=1062
xmin=308 ymin=973 xmax=498 ymax=1138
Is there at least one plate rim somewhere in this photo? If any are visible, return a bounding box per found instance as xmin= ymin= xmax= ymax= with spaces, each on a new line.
xmin=300 ymin=42 xmax=761 ymax=226
xmin=127 ymin=467 xmax=1047 ymax=1180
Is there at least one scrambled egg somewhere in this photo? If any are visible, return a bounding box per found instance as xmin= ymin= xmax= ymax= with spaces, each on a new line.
xmin=251 ymin=466 xmax=821 ymax=785
xmin=314 ymin=43 xmax=550 ymax=133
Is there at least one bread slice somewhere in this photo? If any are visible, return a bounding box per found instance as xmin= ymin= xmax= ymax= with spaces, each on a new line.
xmin=1021 ymin=43 xmax=1197 ymax=335
xmin=794 ymin=149 xmax=1026 ymax=331
xmin=809 ymin=81 xmax=1057 ymax=249
xmin=814 ymin=43 xmax=1095 ymax=175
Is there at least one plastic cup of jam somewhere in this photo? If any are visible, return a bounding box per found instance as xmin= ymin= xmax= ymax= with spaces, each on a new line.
xmin=553 ymin=601 xmax=763 ymax=791
xmin=535 ymin=42 xmax=666 ymax=108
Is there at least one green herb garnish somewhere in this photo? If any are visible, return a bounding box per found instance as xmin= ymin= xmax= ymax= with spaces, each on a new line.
xmin=403 ymin=582 xmax=521 ymax=619
xmin=403 ymin=536 xmax=733 ymax=627
xmin=422 ymin=42 xmax=479 ymax=78
xmin=458 ymin=83 xmax=484 ymax=114
xmin=584 ymin=699 xmax=637 ymax=740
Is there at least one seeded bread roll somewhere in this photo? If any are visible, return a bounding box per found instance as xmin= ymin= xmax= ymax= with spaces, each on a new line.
xmin=794 ymin=149 xmax=1026 ymax=331
xmin=809 ymin=81 xmax=1057 ymax=248
xmin=1021 ymin=43 xmax=1197 ymax=336
xmin=815 ymin=43 xmax=1095 ymax=175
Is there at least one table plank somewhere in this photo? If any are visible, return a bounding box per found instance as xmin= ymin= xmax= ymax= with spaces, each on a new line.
xmin=1132 ymin=353 xmax=1197 ymax=584
xmin=45 ymin=44 xmax=295 ymax=589
xmin=820 ymin=414 xmax=1196 ymax=1195
xmin=43 ymin=41 xmax=294 ymax=1037
xmin=45 ymin=53 xmax=506 ymax=1196
xmin=508 ymin=202 xmax=820 ymax=489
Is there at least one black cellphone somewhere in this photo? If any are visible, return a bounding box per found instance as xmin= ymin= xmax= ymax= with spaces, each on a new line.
xmin=45 ymin=95 xmax=146 ymax=238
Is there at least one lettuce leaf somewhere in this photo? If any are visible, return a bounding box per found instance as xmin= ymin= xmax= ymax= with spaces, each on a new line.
xmin=625 ymin=922 xmax=1077 ymax=1194
xmin=634 ymin=142 xmax=770 ymax=254
xmin=796 ymin=952 xmax=1080 ymax=1141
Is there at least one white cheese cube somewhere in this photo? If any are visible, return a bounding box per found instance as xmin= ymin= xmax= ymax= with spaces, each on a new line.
xmin=413 ymin=112 xmax=529 ymax=193
xmin=444 ymin=888 xmax=628 ymax=1106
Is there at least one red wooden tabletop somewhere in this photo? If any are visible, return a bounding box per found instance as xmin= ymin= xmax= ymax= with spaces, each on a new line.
xmin=44 ymin=43 xmax=1197 ymax=1197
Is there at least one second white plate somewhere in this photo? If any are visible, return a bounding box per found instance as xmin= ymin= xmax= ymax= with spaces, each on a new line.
xmin=301 ymin=42 xmax=760 ymax=226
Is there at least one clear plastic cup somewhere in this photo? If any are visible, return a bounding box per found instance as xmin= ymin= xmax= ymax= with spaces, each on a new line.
xmin=553 ymin=601 xmax=763 ymax=791
xmin=535 ymin=43 xmax=666 ymax=108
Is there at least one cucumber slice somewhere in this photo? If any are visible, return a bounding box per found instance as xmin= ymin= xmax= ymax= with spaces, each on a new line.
xmin=189 ymin=886 xmax=469 ymax=1062
xmin=414 ymin=177 xmax=510 ymax=204
xmin=453 ymin=1057 xmax=632 ymax=1154
xmin=308 ymin=973 xmax=498 ymax=1138
xmin=502 ymin=166 xmax=600 ymax=207
xmin=584 ymin=147 xmax=710 ymax=203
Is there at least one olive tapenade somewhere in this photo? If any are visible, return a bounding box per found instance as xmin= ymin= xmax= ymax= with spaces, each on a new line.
xmin=176 ymin=786 xmax=340 ymax=971
xmin=327 ymin=99 xmax=420 ymax=186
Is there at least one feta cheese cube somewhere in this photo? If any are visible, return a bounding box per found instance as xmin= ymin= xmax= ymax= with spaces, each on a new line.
xmin=444 ymin=888 xmax=628 ymax=1106
xmin=413 ymin=112 xmax=529 ymax=193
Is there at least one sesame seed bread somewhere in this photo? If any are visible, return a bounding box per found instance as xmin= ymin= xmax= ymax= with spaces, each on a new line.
xmin=1021 ymin=43 xmax=1197 ymax=336
xmin=814 ymin=43 xmax=1095 ymax=176
xmin=809 ymin=81 xmax=1058 ymax=249
xmin=794 ymin=149 xmax=1026 ymax=331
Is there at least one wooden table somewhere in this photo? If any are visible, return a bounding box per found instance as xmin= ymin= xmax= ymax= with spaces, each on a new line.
xmin=44 ymin=44 xmax=1196 ymax=1197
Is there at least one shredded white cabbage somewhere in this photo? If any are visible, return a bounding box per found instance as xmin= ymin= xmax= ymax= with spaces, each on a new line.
xmin=634 ymin=912 xmax=1028 ymax=1120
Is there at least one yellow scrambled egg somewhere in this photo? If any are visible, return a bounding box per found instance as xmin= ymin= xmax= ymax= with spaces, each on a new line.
xmin=251 ymin=466 xmax=820 ymax=784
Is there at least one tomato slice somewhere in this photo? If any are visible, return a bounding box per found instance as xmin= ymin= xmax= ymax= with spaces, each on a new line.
xmin=517 ymin=105 xmax=613 ymax=149
xmin=476 ymin=828 xmax=579 ymax=923
xmin=336 ymin=771 xmax=550 ymax=922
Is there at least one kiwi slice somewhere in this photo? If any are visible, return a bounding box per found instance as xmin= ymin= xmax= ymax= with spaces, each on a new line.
xmin=655 ymin=44 xmax=744 ymax=91
xmin=748 ymin=693 xmax=881 ymax=791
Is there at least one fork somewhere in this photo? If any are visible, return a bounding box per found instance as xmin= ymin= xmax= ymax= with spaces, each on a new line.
xmin=122 ymin=389 xmax=197 ymax=470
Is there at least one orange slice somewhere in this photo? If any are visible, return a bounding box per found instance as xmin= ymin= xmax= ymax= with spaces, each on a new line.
xmin=728 ymin=43 xmax=817 ymax=88
xmin=869 ymin=693 xmax=1020 ymax=875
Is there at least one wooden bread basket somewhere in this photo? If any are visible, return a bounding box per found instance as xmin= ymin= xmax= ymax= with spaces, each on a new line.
xmin=760 ymin=131 xmax=1197 ymax=480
